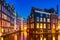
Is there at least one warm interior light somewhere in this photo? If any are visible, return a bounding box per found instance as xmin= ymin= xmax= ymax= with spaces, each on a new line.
xmin=52 ymin=36 xmax=55 ymax=40
xmin=23 ymin=27 xmax=27 ymax=31
xmin=37 ymin=23 xmax=39 ymax=28
xmin=1 ymin=37 xmax=3 ymax=40
xmin=44 ymin=24 xmax=46 ymax=28
xmin=52 ymin=24 xmax=55 ymax=29
xmin=14 ymin=34 xmax=17 ymax=40
xmin=44 ymin=37 xmax=46 ymax=40
xmin=0 ymin=32 xmax=2 ymax=36
xmin=47 ymin=18 xmax=50 ymax=22
xmin=58 ymin=26 xmax=60 ymax=29
xmin=2 ymin=28 xmax=4 ymax=33
xmin=40 ymin=23 xmax=43 ymax=28
xmin=31 ymin=23 xmax=34 ymax=28
xmin=21 ymin=27 xmax=23 ymax=31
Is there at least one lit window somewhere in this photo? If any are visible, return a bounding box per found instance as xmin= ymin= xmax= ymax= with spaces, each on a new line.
xmin=4 ymin=14 xmax=7 ymax=20
xmin=52 ymin=24 xmax=55 ymax=29
xmin=0 ymin=20 xmax=1 ymax=26
xmin=40 ymin=23 xmax=43 ymax=28
xmin=31 ymin=23 xmax=34 ymax=28
xmin=40 ymin=18 xmax=42 ymax=22
xmin=44 ymin=37 xmax=46 ymax=40
xmin=44 ymin=24 xmax=46 ymax=28
xmin=52 ymin=36 xmax=55 ymax=40
xmin=47 ymin=24 xmax=50 ymax=29
xmin=6 ymin=22 xmax=10 ymax=27
xmin=36 ymin=17 xmax=39 ymax=21
xmin=47 ymin=18 xmax=50 ymax=22
xmin=44 ymin=18 xmax=46 ymax=22
xmin=2 ymin=20 xmax=6 ymax=26
xmin=37 ymin=23 xmax=39 ymax=28
xmin=2 ymin=28 xmax=4 ymax=33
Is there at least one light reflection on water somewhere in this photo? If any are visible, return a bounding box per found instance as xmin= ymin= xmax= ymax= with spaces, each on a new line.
xmin=20 ymin=31 xmax=28 ymax=40
xmin=58 ymin=34 xmax=60 ymax=40
xmin=1 ymin=32 xmax=60 ymax=40
xmin=20 ymin=32 xmax=60 ymax=40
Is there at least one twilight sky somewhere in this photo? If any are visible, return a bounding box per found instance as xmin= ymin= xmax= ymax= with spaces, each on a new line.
xmin=6 ymin=0 xmax=60 ymax=19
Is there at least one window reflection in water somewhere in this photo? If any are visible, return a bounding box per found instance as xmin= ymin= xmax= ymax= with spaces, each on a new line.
xmin=1 ymin=32 xmax=60 ymax=40
xmin=21 ymin=32 xmax=27 ymax=40
xmin=52 ymin=35 xmax=55 ymax=40
xmin=0 ymin=37 xmax=3 ymax=40
xmin=58 ymin=34 xmax=60 ymax=40
xmin=40 ymin=35 xmax=43 ymax=40
xmin=24 ymin=31 xmax=27 ymax=40
xmin=14 ymin=34 xmax=17 ymax=40
xmin=44 ymin=37 xmax=46 ymax=40
xmin=21 ymin=32 xmax=23 ymax=40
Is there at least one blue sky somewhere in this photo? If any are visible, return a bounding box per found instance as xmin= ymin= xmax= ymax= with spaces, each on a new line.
xmin=6 ymin=0 xmax=60 ymax=19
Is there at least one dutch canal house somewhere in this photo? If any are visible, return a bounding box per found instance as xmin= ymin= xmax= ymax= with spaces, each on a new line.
xmin=0 ymin=0 xmax=15 ymax=35
xmin=27 ymin=5 xmax=58 ymax=34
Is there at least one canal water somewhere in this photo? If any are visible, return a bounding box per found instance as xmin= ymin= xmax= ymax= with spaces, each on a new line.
xmin=0 ymin=31 xmax=60 ymax=40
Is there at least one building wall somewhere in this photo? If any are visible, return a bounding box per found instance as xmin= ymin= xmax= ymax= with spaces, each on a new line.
xmin=0 ymin=0 xmax=15 ymax=35
xmin=28 ymin=7 xmax=58 ymax=33
xmin=58 ymin=17 xmax=60 ymax=30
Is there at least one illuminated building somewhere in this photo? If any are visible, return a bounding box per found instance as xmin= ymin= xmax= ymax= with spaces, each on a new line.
xmin=20 ymin=17 xmax=24 ymax=31
xmin=23 ymin=19 xmax=27 ymax=31
xmin=27 ymin=7 xmax=58 ymax=34
xmin=20 ymin=17 xmax=27 ymax=31
xmin=0 ymin=0 xmax=15 ymax=35
xmin=58 ymin=17 xmax=60 ymax=32
xmin=16 ymin=16 xmax=21 ymax=31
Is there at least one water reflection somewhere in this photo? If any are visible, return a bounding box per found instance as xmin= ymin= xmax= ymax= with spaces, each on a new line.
xmin=20 ymin=31 xmax=28 ymax=40
xmin=1 ymin=32 xmax=60 ymax=40
xmin=58 ymin=34 xmax=60 ymax=40
xmin=20 ymin=32 xmax=60 ymax=40
xmin=14 ymin=34 xmax=17 ymax=40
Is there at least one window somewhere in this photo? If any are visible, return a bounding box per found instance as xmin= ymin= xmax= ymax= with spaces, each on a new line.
xmin=2 ymin=20 xmax=6 ymax=27
xmin=1 ymin=28 xmax=4 ymax=33
xmin=47 ymin=18 xmax=50 ymax=22
xmin=46 ymin=15 xmax=50 ymax=18
xmin=44 ymin=18 xmax=46 ymax=22
xmin=36 ymin=17 xmax=39 ymax=21
xmin=2 ymin=14 xmax=7 ymax=20
xmin=0 ymin=4 xmax=1 ymax=10
xmin=40 ymin=14 xmax=43 ymax=17
xmin=2 ymin=13 xmax=4 ymax=18
xmin=31 ymin=23 xmax=34 ymax=28
xmin=4 ymin=14 xmax=7 ymax=20
xmin=36 ymin=23 xmax=39 ymax=28
xmin=47 ymin=24 xmax=50 ymax=29
xmin=6 ymin=22 xmax=10 ymax=27
xmin=32 ymin=14 xmax=34 ymax=17
xmin=7 ymin=17 xmax=10 ymax=21
xmin=0 ymin=12 xmax=1 ymax=18
xmin=31 ymin=18 xmax=34 ymax=22
xmin=52 ymin=24 xmax=55 ymax=29
xmin=0 ymin=20 xmax=1 ymax=26
xmin=40 ymin=18 xmax=42 ymax=22
xmin=44 ymin=24 xmax=46 ymax=28
xmin=40 ymin=23 xmax=43 ymax=28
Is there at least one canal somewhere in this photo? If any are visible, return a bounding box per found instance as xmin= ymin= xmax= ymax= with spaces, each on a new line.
xmin=0 ymin=31 xmax=60 ymax=40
